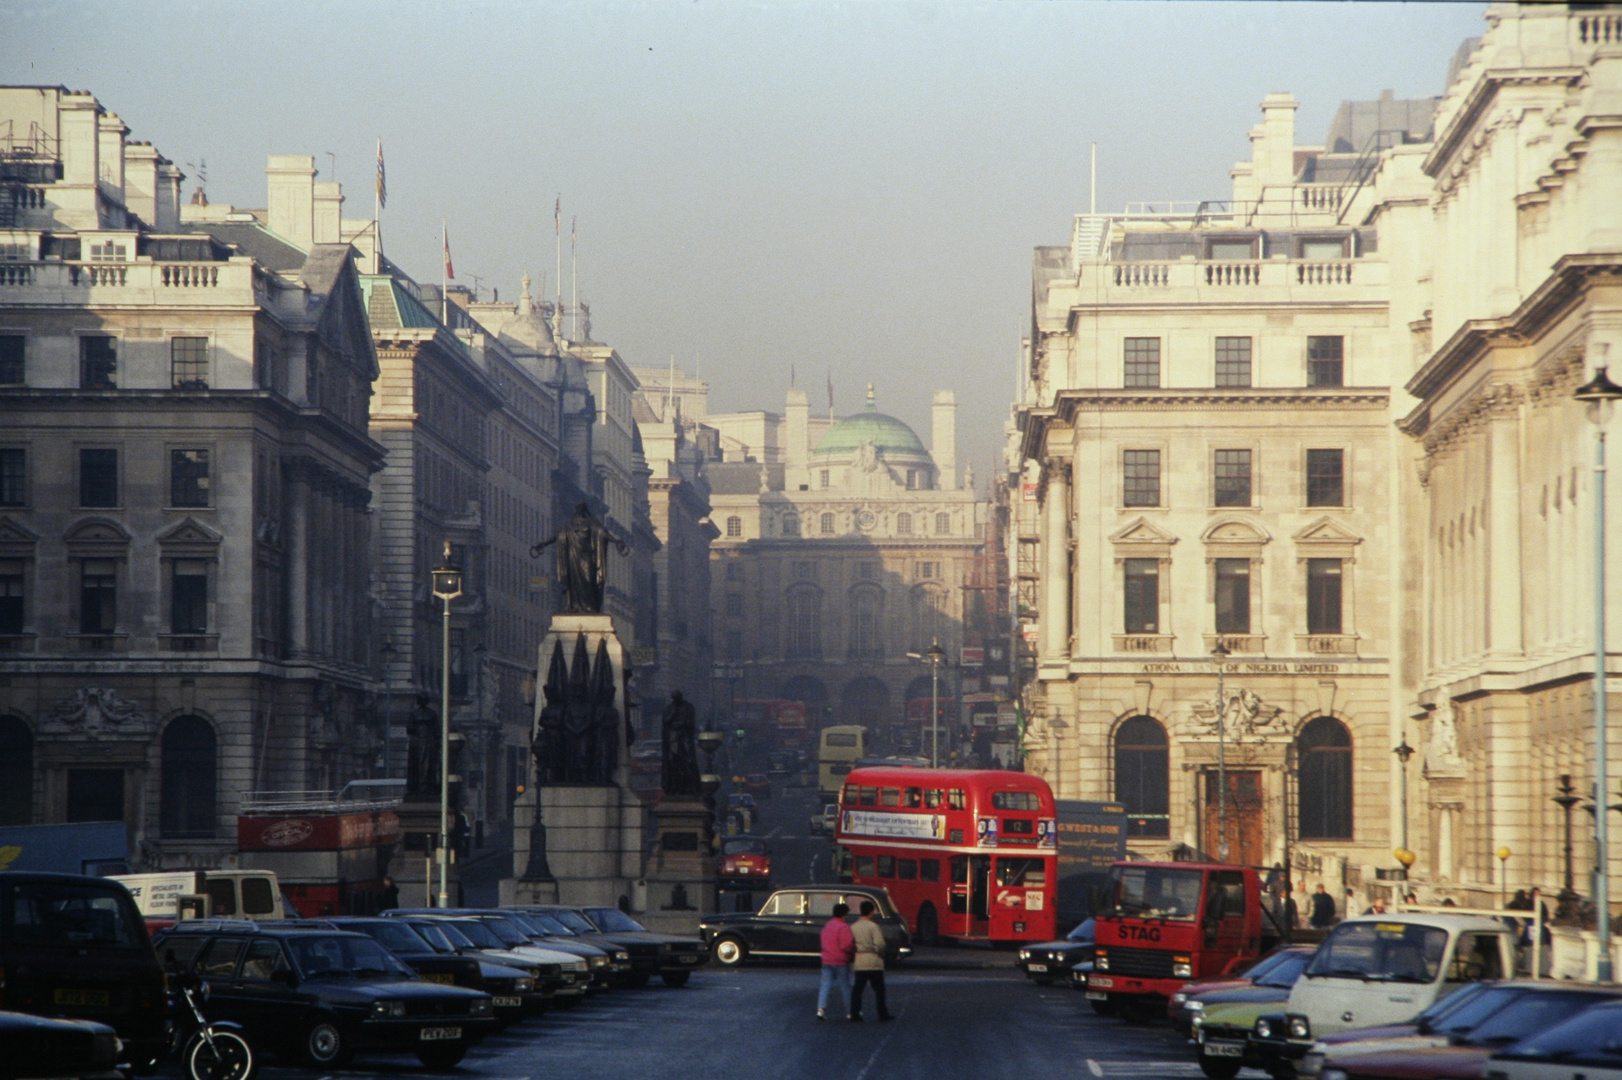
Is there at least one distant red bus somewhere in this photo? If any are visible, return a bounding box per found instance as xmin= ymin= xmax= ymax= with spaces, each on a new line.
xmin=734 ymin=699 xmax=809 ymax=746
xmin=834 ymin=767 xmax=1057 ymax=945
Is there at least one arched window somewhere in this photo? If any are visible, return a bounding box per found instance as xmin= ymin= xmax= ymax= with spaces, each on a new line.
xmin=820 ymin=512 xmax=835 ymax=535
xmin=726 ymin=516 xmax=742 ymax=538
xmin=783 ymin=513 xmax=800 ymax=537
xmin=0 ymin=716 xmax=33 ymax=826
xmin=161 ymin=715 xmax=217 ymax=839
xmin=785 ymin=586 xmax=821 ymax=659
xmin=936 ymin=512 xmax=950 ymax=535
xmin=1297 ymin=716 xmax=1352 ymax=839
xmin=849 ymin=586 xmax=885 ymax=659
xmin=1115 ymin=715 xmax=1169 ymax=838
xmin=896 ymin=513 xmax=912 ymax=536
xmin=911 ymin=585 xmax=949 ymax=652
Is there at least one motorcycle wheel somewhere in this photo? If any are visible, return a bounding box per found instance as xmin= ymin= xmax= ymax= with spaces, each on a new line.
xmin=185 ymin=1030 xmax=256 ymax=1080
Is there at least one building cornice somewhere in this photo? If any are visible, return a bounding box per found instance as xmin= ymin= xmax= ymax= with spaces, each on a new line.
xmin=1052 ymin=387 xmax=1389 ymax=420
xmin=1424 ymin=66 xmax=1587 ymax=179
xmin=1404 ymin=252 xmax=1622 ymax=405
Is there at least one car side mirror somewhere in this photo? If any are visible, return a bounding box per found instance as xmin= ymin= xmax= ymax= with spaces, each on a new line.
xmin=271 ymin=969 xmax=298 ymax=987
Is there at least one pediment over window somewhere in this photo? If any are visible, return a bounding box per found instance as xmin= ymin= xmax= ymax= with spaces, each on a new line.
xmin=64 ymin=517 xmax=132 ymax=544
xmin=0 ymin=515 xmax=40 ymax=557
xmin=1293 ymin=516 xmax=1362 ymax=546
xmin=1110 ymin=517 xmax=1179 ymax=547
xmin=157 ymin=518 xmax=224 ymax=546
xmin=1201 ymin=518 xmax=1271 ymax=545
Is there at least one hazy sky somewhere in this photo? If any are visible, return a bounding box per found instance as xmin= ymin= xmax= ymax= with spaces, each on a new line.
xmin=3 ymin=1 xmax=1486 ymax=481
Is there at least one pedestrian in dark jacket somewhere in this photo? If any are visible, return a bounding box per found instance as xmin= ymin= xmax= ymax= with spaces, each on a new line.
xmin=1309 ymin=884 xmax=1336 ymax=928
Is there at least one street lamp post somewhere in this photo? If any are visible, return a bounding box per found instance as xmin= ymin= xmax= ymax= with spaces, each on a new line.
xmin=1554 ymin=774 xmax=1581 ymax=918
xmin=1574 ymin=359 xmax=1622 ymax=982
xmin=1212 ymin=641 xmax=1231 ymax=863
xmin=379 ymin=639 xmax=396 ymax=777
xmin=927 ymin=638 xmax=945 ymax=769
xmin=1497 ymin=846 xmax=1512 ymax=910
xmin=431 ymin=543 xmax=464 ymax=910
xmin=1394 ymin=740 xmax=1415 ymax=873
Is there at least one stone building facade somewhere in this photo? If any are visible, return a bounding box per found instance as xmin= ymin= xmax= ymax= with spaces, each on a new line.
xmin=704 ymin=385 xmax=986 ymax=740
xmin=0 ymin=89 xmax=384 ymax=866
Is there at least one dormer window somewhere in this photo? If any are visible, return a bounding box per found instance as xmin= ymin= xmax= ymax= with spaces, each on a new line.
xmin=1207 ymin=238 xmax=1256 ymax=260
xmin=1300 ymin=238 xmax=1348 ymax=260
xmin=89 ymin=242 xmax=128 ymax=262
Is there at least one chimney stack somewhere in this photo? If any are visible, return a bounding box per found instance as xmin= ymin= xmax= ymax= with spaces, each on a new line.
xmin=785 ymin=389 xmax=811 ymax=489
xmin=313 ymin=180 xmax=344 ymax=244
xmin=266 ymin=154 xmax=316 ymax=250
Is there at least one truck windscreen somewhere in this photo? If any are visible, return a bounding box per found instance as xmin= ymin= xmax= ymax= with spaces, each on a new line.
xmin=1102 ymin=866 xmax=1203 ymax=921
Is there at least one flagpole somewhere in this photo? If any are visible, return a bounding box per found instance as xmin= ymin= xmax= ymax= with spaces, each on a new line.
xmin=374 ymin=137 xmax=385 ymax=270
xmin=570 ymin=216 xmax=578 ymax=343
xmin=441 ymin=220 xmax=448 ymax=324
xmin=554 ymin=195 xmax=563 ymax=343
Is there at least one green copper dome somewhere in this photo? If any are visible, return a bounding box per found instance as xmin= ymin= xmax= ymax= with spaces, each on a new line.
xmin=811 ymin=390 xmax=930 ymax=461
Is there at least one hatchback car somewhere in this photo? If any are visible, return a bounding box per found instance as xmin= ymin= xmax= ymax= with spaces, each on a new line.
xmin=0 ymin=1009 xmax=121 ymax=1080
xmin=574 ymin=907 xmax=709 ymax=988
xmin=316 ymin=917 xmax=537 ymax=1026
xmin=718 ymin=838 xmax=773 ymax=885
xmin=1017 ymin=918 xmax=1095 ymax=985
xmin=152 ymin=925 xmax=493 ymax=1070
xmin=699 ymin=886 xmax=912 ymax=967
xmin=0 ymin=871 xmax=169 ymax=1075
xmin=1487 ymin=998 xmax=1622 ymax=1080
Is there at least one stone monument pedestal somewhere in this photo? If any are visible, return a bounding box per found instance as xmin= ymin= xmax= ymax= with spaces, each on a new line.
xmin=392 ymin=801 xmax=461 ymax=909
xmin=639 ymin=799 xmax=717 ymax=935
xmin=501 ymin=613 xmax=645 ymax=910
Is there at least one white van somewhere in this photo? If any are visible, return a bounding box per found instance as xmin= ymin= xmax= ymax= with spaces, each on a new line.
xmin=107 ymin=869 xmax=288 ymax=922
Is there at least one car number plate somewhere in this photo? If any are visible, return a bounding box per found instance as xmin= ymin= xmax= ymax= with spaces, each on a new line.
xmin=1027 ymin=963 xmax=1048 ymax=972
xmin=419 ymin=1027 xmax=462 ymax=1041
xmin=1089 ymin=977 xmax=1113 ymax=988
xmin=493 ymin=996 xmax=522 ymax=1007
xmin=1085 ymin=991 xmax=1110 ymax=1001
xmin=54 ymin=988 xmax=110 ymax=1007
xmin=1205 ymin=1043 xmax=1245 ymax=1058
xmin=680 ymin=955 xmax=698 ymax=964
xmin=422 ymin=973 xmax=456 ymax=985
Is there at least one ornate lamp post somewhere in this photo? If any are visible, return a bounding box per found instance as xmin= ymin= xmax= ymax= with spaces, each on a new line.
xmin=1394 ymin=740 xmax=1415 ymax=874
xmin=430 ymin=543 xmax=463 ymax=909
xmin=1496 ymin=846 xmax=1512 ymax=911
xmin=1554 ymin=774 xmax=1582 ymax=918
xmin=1574 ymin=358 xmax=1622 ymax=981
xmin=927 ymin=638 xmax=945 ymax=769
xmin=1211 ymin=640 xmax=1231 ymax=863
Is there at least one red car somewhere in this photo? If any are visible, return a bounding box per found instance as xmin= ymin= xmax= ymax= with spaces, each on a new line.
xmin=717 ymin=838 xmax=772 ymax=884
xmin=741 ymin=774 xmax=773 ymax=799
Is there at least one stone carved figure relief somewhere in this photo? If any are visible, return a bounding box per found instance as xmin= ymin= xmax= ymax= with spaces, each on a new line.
xmin=854 ymin=439 xmax=880 ymax=473
xmin=531 ymin=503 xmax=631 ymax=615
xmin=48 ymin=687 xmax=146 ymax=734
xmin=532 ymin=634 xmax=623 ymax=785
xmin=1195 ymin=688 xmax=1278 ymax=740
xmin=1426 ymin=699 xmax=1466 ymax=774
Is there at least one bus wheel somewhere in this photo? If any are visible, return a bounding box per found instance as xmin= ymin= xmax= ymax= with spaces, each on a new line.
xmin=1089 ymin=997 xmax=1120 ymax=1017
xmin=915 ymin=905 xmax=939 ymax=947
xmin=1199 ymin=1057 xmax=1242 ymax=1080
xmin=712 ymin=936 xmax=748 ymax=967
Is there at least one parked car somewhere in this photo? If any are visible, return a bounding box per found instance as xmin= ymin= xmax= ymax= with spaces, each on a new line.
xmin=316 ymin=918 xmax=537 ymax=1026
xmin=382 ymin=918 xmax=558 ymax=1010
xmin=509 ymin=907 xmax=634 ymax=984
xmin=0 ymin=871 xmax=169 ymax=1075
xmin=0 ymin=1010 xmax=121 ymax=1080
xmin=1017 ymin=918 xmax=1095 ymax=985
xmin=1314 ymin=985 xmax=1622 ymax=1080
xmin=699 ymin=885 xmax=912 ymax=968
xmin=494 ymin=910 xmax=617 ymax=988
xmin=390 ymin=914 xmax=589 ymax=1003
xmin=1299 ymin=982 xmax=1508 ymax=1079
xmin=573 ymin=907 xmax=709 ymax=988
xmin=1488 ymin=998 xmax=1622 ymax=1080
xmin=151 ymin=924 xmax=493 ymax=1070
xmin=718 ymin=838 xmax=773 ymax=886
xmin=810 ymin=803 xmax=838 ymax=836
xmin=1173 ymin=945 xmax=1315 ymax=1036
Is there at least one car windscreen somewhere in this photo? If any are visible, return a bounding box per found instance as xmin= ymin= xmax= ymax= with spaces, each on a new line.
xmin=1463 ymin=992 xmax=1619 ymax=1047
xmin=1498 ymin=1001 xmax=1622 ymax=1060
xmin=546 ymin=909 xmax=598 ymax=934
xmin=286 ymin=935 xmax=415 ymax=978
xmin=479 ymin=918 xmax=531 ymax=947
xmin=1416 ymin=981 xmax=1493 ymax=1028
xmin=428 ymin=922 xmax=478 ymax=950
xmin=583 ymin=908 xmax=648 ymax=934
xmin=1424 ymin=985 xmax=1523 ymax=1034
xmin=7 ymin=881 xmax=147 ymax=950
xmin=1253 ymin=950 xmax=1310 ymax=988
xmin=350 ymin=921 xmax=430 ymax=955
xmin=501 ymin=913 xmax=545 ymax=936
xmin=526 ymin=913 xmax=574 ymax=936
xmin=1102 ymin=866 xmax=1204 ymax=921
xmin=1066 ymin=918 xmax=1095 ymax=943
xmin=448 ymin=920 xmax=505 ymax=949
xmin=1305 ymin=922 xmax=1448 ymax=983
xmin=723 ymin=840 xmax=766 ymax=856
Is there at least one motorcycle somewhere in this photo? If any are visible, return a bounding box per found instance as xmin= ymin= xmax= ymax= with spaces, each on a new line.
xmin=170 ymin=975 xmax=256 ymax=1080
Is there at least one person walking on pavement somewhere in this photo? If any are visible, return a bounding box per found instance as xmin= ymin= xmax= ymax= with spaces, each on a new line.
xmin=849 ymin=900 xmax=894 ymax=1022
xmin=1309 ymin=884 xmax=1336 ymax=929
xmin=817 ymin=902 xmax=855 ymax=1021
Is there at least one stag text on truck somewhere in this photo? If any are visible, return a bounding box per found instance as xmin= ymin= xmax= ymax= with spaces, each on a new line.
xmin=1087 ymin=862 xmax=1271 ymax=1015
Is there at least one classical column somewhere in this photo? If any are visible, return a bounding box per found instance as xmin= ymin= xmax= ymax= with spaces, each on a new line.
xmin=1486 ymin=387 xmax=1525 ymax=659
xmin=1043 ymin=462 xmax=1072 ymax=663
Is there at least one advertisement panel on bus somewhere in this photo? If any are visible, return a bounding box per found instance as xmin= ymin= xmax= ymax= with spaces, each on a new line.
xmin=834 ymin=767 xmax=1057 ymax=945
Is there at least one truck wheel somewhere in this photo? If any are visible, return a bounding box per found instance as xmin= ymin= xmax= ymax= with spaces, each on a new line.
xmin=300 ymin=1018 xmax=352 ymax=1069
xmin=415 ymin=1041 xmax=468 ymax=1070
xmin=1199 ymin=1057 xmax=1242 ymax=1080
xmin=915 ymin=905 xmax=939 ymax=947
xmin=1089 ymin=997 xmax=1120 ymax=1017
xmin=661 ymin=970 xmax=692 ymax=988
xmin=712 ymin=936 xmax=748 ymax=967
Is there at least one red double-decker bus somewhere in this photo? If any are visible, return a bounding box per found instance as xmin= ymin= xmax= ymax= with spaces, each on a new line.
xmin=834 ymin=767 xmax=1057 ymax=945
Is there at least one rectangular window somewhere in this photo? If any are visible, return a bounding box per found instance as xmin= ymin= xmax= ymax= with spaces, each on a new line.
xmin=1124 ymin=337 xmax=1161 ymax=388
xmin=793 ymin=561 xmax=814 ymax=581
xmin=897 ymin=513 xmax=912 ymax=535
xmin=1306 ymin=449 xmax=1345 ymax=507
xmin=726 ymin=593 xmax=744 ymax=617
xmin=1307 ymin=559 xmax=1343 ymax=634
xmin=855 ymin=856 xmax=876 ymax=878
xmin=920 ymin=858 xmax=941 ymax=883
xmin=170 ymin=337 xmax=209 ymax=390
xmin=1301 ymin=238 xmax=1346 ymax=260
xmin=1307 ymin=336 xmax=1344 ymax=387
xmin=820 ymin=469 xmax=830 ymax=488
xmin=897 ymin=859 xmax=918 ymax=881
xmin=1209 ymin=238 xmax=1255 ymax=260
xmin=947 ymin=789 xmax=966 ymax=810
xmin=856 ymin=562 xmax=876 ymax=580
xmin=1123 ymin=449 xmax=1161 ymax=507
xmin=0 ymin=449 xmax=24 ymax=507
xmin=1213 ymin=449 xmax=1252 ymax=507
xmin=0 ymin=335 xmax=23 ymax=384
xmin=80 ymin=559 xmax=117 ymax=634
xmin=1124 ymin=558 xmax=1160 ymax=634
xmin=918 ymin=562 xmax=938 ymax=580
xmin=876 ymin=855 xmax=895 ymax=878
xmin=820 ymin=512 xmax=835 ymax=535
xmin=88 ymin=241 xmax=127 ymax=262
xmin=936 ymin=512 xmax=950 ymax=534
xmin=1214 ymin=336 xmax=1252 ymax=388
xmin=0 ymin=559 xmax=23 ymax=634
xmin=171 ymin=559 xmax=208 ymax=634
xmin=725 ymin=562 xmax=743 ymax=582
xmin=80 ymin=336 xmax=117 ymax=389
xmin=170 ymin=449 xmax=210 ymax=507
xmin=724 ymin=630 xmax=743 ymax=659
xmin=79 ymin=449 xmax=118 ymax=507
xmin=1214 ymin=558 xmax=1251 ymax=634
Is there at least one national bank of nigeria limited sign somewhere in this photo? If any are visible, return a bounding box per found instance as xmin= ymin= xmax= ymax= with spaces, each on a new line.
xmin=841 ymin=810 xmax=946 ymax=841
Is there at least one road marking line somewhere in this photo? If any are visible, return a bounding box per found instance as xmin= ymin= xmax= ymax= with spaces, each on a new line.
xmin=851 ymin=1003 xmax=906 ymax=1080
xmin=1087 ymin=1060 xmax=1104 ymax=1077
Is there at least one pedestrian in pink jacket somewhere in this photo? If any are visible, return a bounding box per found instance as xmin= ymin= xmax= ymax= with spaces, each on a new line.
xmin=817 ymin=902 xmax=855 ymax=1019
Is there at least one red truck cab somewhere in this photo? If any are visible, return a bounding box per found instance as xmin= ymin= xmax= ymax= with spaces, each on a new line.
xmin=1087 ymin=861 xmax=1268 ymax=1013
